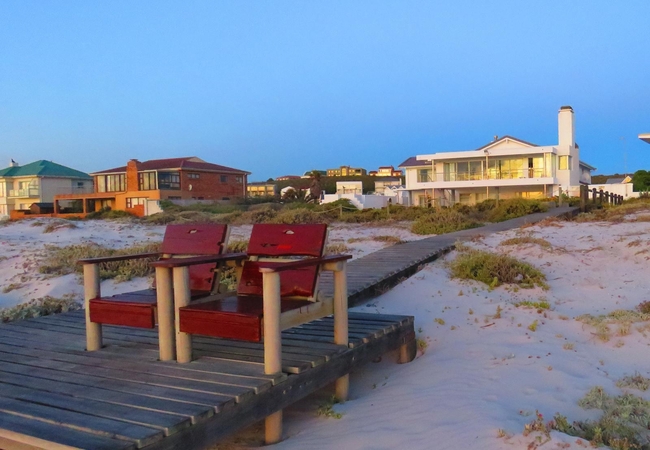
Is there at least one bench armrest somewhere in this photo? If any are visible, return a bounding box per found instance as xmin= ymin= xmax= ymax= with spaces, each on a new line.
xmin=150 ymin=252 xmax=248 ymax=268
xmin=257 ymin=254 xmax=352 ymax=273
xmin=78 ymin=252 xmax=161 ymax=265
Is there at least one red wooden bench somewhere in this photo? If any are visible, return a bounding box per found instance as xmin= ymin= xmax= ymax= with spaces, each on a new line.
xmin=150 ymin=223 xmax=351 ymax=444
xmin=78 ymin=223 xmax=230 ymax=360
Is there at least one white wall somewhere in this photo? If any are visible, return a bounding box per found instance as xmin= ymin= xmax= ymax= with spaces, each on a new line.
xmin=588 ymin=183 xmax=640 ymax=199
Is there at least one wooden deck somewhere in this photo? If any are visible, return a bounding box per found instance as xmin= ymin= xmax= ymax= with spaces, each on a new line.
xmin=0 ymin=206 xmax=577 ymax=449
xmin=0 ymin=310 xmax=414 ymax=449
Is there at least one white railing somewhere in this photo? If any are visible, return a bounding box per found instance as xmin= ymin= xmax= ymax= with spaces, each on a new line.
xmin=8 ymin=188 xmax=39 ymax=198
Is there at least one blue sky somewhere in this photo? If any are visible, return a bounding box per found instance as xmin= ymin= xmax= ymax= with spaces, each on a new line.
xmin=1 ymin=1 xmax=648 ymax=180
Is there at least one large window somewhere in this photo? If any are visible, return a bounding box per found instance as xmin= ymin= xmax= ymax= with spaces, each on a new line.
xmin=139 ymin=172 xmax=156 ymax=190
xmin=96 ymin=174 xmax=126 ymax=192
xmin=126 ymin=197 xmax=147 ymax=208
xmin=559 ymin=155 xmax=571 ymax=170
xmin=158 ymin=172 xmax=180 ymax=190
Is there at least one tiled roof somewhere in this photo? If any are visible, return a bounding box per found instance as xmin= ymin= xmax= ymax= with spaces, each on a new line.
xmin=92 ymin=157 xmax=250 ymax=175
xmin=398 ymin=156 xmax=431 ymax=168
xmin=0 ymin=160 xmax=91 ymax=179
xmin=605 ymin=177 xmax=626 ymax=184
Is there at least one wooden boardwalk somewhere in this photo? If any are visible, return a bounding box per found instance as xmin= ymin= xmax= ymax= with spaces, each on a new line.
xmin=0 ymin=311 xmax=414 ymax=449
xmin=0 ymin=206 xmax=575 ymax=449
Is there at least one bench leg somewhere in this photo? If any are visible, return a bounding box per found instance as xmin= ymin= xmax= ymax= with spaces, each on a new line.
xmin=263 ymin=271 xmax=283 ymax=444
xmin=399 ymin=334 xmax=417 ymax=364
xmin=333 ymin=265 xmax=349 ymax=402
xmin=156 ymin=267 xmax=175 ymax=361
xmin=173 ymin=266 xmax=192 ymax=364
xmin=83 ymin=264 xmax=102 ymax=351
xmin=265 ymin=411 xmax=282 ymax=445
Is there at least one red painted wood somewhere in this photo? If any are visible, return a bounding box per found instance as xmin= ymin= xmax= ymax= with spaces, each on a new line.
xmin=237 ymin=262 xmax=318 ymax=298
xmin=90 ymin=223 xmax=228 ymax=328
xmin=179 ymin=296 xmax=313 ymax=342
xmin=247 ymin=224 xmax=327 ymax=257
xmin=89 ymin=299 xmax=156 ymax=328
xmin=160 ymin=224 xmax=228 ymax=255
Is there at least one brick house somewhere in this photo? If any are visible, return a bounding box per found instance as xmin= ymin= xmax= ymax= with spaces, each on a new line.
xmin=54 ymin=156 xmax=250 ymax=216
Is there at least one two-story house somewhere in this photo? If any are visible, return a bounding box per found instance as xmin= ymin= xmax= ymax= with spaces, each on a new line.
xmin=399 ymin=107 xmax=596 ymax=206
xmin=54 ymin=156 xmax=250 ymax=216
xmin=326 ymin=166 xmax=367 ymax=177
xmin=0 ymin=160 xmax=92 ymax=217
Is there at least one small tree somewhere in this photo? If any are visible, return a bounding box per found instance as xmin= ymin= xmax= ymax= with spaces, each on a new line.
xmin=633 ymin=170 xmax=650 ymax=193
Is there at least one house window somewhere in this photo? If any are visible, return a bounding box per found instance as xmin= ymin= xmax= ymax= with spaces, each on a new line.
xmin=167 ymin=196 xmax=181 ymax=200
xmin=222 ymin=197 xmax=230 ymax=200
xmin=235 ymin=176 xmax=243 ymax=183
xmin=559 ymin=156 xmax=571 ymax=170
xmin=126 ymin=197 xmax=147 ymax=208
xmin=97 ymin=174 xmax=126 ymax=192
xmin=158 ymin=172 xmax=180 ymax=190
xmin=220 ymin=175 xmax=228 ymax=183
xmin=188 ymin=173 xmax=200 ymax=179
xmin=417 ymin=169 xmax=432 ymax=183
xmin=139 ymin=172 xmax=156 ymax=190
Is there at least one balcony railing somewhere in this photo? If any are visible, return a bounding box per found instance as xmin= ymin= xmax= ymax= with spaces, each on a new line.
xmin=8 ymin=188 xmax=40 ymax=198
xmin=442 ymin=168 xmax=549 ymax=182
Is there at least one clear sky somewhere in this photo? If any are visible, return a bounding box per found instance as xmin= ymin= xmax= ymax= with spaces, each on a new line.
xmin=1 ymin=1 xmax=648 ymax=180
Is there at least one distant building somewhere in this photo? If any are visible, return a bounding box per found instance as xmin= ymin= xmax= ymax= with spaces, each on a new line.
xmin=301 ymin=170 xmax=327 ymax=179
xmin=399 ymin=106 xmax=596 ymax=206
xmin=247 ymin=181 xmax=276 ymax=197
xmin=54 ymin=156 xmax=249 ymax=216
xmin=275 ymin=175 xmax=301 ymax=181
xmin=0 ymin=159 xmax=92 ymax=217
xmin=326 ymin=165 xmax=367 ymax=177
xmin=374 ymin=177 xmax=403 ymax=194
xmin=589 ymin=175 xmax=639 ymax=200
xmin=369 ymin=166 xmax=403 ymax=177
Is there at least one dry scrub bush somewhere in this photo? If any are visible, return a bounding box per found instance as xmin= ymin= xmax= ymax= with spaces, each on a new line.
xmin=449 ymin=247 xmax=548 ymax=290
xmin=43 ymin=220 xmax=79 ymax=233
xmin=1 ymin=295 xmax=81 ymax=323
xmin=499 ymin=236 xmax=553 ymax=250
xmin=372 ymin=235 xmax=406 ymax=244
xmin=577 ymin=309 xmax=650 ymax=342
xmin=411 ymin=209 xmax=482 ymax=235
xmin=39 ymin=242 xmax=161 ymax=282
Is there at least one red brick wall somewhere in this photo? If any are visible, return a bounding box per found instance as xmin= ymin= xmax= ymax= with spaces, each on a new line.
xmin=126 ymin=160 xmax=140 ymax=192
xmin=162 ymin=171 xmax=246 ymax=200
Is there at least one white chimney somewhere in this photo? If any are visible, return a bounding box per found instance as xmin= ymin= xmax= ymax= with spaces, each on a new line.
xmin=558 ymin=106 xmax=575 ymax=148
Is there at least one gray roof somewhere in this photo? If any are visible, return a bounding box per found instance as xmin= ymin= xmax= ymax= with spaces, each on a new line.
xmin=398 ymin=156 xmax=431 ymax=168
xmin=605 ymin=178 xmax=626 ymax=184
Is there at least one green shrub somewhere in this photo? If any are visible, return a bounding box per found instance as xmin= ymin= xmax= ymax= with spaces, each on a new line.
xmin=38 ymin=242 xmax=161 ymax=282
xmin=487 ymin=199 xmax=548 ymax=222
xmin=449 ymin=247 xmax=548 ymax=289
xmin=411 ymin=209 xmax=482 ymax=235
xmin=272 ymin=208 xmax=326 ymax=224
xmin=499 ymin=236 xmax=553 ymax=250
xmin=1 ymin=295 xmax=82 ymax=323
xmin=85 ymin=208 xmax=136 ymax=220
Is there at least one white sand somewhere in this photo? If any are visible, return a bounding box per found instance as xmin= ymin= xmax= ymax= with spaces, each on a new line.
xmin=2 ymin=213 xmax=650 ymax=449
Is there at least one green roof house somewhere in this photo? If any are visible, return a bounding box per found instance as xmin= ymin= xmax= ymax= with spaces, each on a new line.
xmin=0 ymin=160 xmax=92 ymax=217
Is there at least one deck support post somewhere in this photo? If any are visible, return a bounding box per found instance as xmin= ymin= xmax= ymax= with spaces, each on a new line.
xmin=156 ymin=266 xmax=176 ymax=362
xmin=173 ymin=266 xmax=193 ymax=364
xmin=333 ymin=263 xmax=349 ymax=402
xmin=262 ymin=270 xmax=283 ymax=444
xmin=83 ymin=263 xmax=102 ymax=351
xmin=399 ymin=338 xmax=417 ymax=363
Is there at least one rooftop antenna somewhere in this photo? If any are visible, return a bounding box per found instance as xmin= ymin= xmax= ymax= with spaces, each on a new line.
xmin=620 ymin=136 xmax=627 ymax=175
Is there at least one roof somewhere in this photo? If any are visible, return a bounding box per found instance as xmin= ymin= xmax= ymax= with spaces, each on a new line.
xmin=398 ymin=156 xmax=431 ymax=168
xmin=475 ymin=135 xmax=539 ymax=152
xmin=579 ymin=160 xmax=597 ymax=171
xmin=92 ymin=157 xmax=250 ymax=176
xmin=0 ymin=160 xmax=91 ymax=179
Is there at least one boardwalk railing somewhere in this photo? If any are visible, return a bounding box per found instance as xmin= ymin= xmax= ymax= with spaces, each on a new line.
xmin=579 ymin=185 xmax=624 ymax=212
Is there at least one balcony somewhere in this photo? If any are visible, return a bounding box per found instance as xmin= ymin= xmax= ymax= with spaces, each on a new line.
xmin=443 ymin=168 xmax=548 ymax=182
xmin=8 ymin=188 xmax=40 ymax=198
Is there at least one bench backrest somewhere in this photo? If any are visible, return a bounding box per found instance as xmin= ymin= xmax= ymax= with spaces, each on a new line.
xmin=238 ymin=224 xmax=327 ymax=299
xmin=160 ymin=224 xmax=229 ymax=294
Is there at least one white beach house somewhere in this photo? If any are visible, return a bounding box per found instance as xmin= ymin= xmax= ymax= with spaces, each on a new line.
xmin=399 ymin=106 xmax=596 ymax=206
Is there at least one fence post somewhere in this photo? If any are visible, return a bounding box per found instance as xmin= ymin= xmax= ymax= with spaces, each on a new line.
xmin=558 ymin=187 xmax=563 ymax=207
xmin=599 ymin=189 xmax=604 ymax=205
xmin=580 ymin=185 xmax=586 ymax=213
xmin=339 ymin=205 xmax=343 ymax=220
xmin=592 ymin=188 xmax=597 ymax=204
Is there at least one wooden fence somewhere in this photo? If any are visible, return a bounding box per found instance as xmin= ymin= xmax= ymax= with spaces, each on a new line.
xmin=579 ymin=185 xmax=624 ymax=212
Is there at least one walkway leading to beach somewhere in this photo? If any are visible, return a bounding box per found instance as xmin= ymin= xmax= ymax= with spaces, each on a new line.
xmin=320 ymin=206 xmax=579 ymax=306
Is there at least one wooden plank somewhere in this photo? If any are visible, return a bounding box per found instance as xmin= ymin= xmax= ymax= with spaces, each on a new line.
xmin=0 ymin=411 xmax=135 ymax=450
xmin=0 ymin=361 xmax=234 ymax=412
xmin=0 ymin=382 xmax=188 ymax=438
xmin=0 ymin=350 xmax=252 ymax=404
xmin=0 ymin=394 xmax=162 ymax=448
xmin=192 ymin=350 xmax=313 ymax=375
xmin=0 ymin=367 xmax=214 ymax=425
